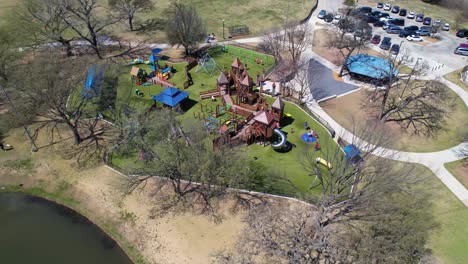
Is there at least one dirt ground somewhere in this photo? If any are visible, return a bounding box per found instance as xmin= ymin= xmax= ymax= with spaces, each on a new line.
xmin=0 ymin=128 xmax=246 ymax=264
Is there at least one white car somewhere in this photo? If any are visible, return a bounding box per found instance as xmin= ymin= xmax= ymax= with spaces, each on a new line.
xmin=380 ymin=16 xmax=393 ymax=22
xmin=406 ymin=35 xmax=424 ymax=42
xmin=407 ymin=11 xmax=415 ymax=19
xmin=442 ymin=23 xmax=450 ymax=31
xmin=383 ymin=4 xmax=391 ymax=11
xmin=332 ymin=14 xmax=342 ymax=24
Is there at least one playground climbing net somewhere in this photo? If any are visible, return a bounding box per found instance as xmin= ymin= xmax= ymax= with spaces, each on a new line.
xmin=195 ymin=53 xmax=220 ymax=76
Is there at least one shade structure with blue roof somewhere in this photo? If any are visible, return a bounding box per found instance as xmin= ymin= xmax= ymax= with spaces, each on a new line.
xmin=346 ymin=54 xmax=398 ymax=80
xmin=152 ymin=87 xmax=189 ymax=107
xmin=343 ymin=144 xmax=363 ymax=165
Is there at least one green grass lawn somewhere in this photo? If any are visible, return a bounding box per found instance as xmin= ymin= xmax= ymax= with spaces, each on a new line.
xmin=109 ymin=45 xmax=341 ymax=195
xmin=444 ymin=69 xmax=468 ymax=92
xmin=424 ymin=169 xmax=468 ymax=264
xmin=0 ymin=0 xmax=316 ymax=40
xmin=444 ymin=159 xmax=468 ymax=189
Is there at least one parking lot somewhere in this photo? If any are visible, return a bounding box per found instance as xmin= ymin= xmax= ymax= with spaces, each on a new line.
xmin=316 ymin=4 xmax=468 ymax=75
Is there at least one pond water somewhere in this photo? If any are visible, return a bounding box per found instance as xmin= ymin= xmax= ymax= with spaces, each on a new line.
xmin=0 ymin=192 xmax=133 ymax=264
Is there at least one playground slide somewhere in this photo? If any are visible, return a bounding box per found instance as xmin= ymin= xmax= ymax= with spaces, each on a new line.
xmin=271 ymin=128 xmax=287 ymax=149
xmin=316 ymin=157 xmax=333 ymax=169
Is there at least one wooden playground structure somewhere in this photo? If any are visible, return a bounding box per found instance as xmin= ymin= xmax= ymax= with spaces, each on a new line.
xmin=197 ymin=57 xmax=287 ymax=148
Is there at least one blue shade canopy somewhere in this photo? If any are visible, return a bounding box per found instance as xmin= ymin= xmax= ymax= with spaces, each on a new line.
xmin=346 ymin=54 xmax=398 ymax=79
xmin=82 ymin=65 xmax=106 ymax=99
xmin=152 ymin=87 xmax=189 ymax=107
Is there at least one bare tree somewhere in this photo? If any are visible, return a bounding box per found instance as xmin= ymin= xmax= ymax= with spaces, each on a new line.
xmin=217 ymin=121 xmax=437 ymax=263
xmin=364 ymin=52 xmax=454 ymax=135
xmin=61 ymin=0 xmax=120 ymax=59
xmin=166 ymin=2 xmax=206 ymax=56
xmin=328 ymin=13 xmax=371 ymax=76
xmin=261 ymin=27 xmax=284 ymax=61
xmin=118 ymin=109 xmax=270 ymax=219
xmin=15 ymin=0 xmax=74 ymax=56
xmin=12 ymin=54 xmax=109 ymax=145
xmin=108 ymin=0 xmax=153 ymax=31
xmin=290 ymin=57 xmax=314 ymax=104
xmin=285 ymin=22 xmax=312 ymax=70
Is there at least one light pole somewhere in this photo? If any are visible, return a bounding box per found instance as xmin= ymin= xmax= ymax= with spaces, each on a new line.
xmin=0 ymin=84 xmax=38 ymax=152
xmin=222 ymin=19 xmax=225 ymax=39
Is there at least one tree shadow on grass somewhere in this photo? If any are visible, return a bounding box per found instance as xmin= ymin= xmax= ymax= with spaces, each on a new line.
xmin=135 ymin=18 xmax=166 ymax=34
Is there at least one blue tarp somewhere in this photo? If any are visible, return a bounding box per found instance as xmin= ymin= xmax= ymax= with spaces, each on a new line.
xmin=346 ymin=54 xmax=398 ymax=79
xmin=343 ymin=144 xmax=361 ymax=159
xmin=152 ymin=87 xmax=189 ymax=107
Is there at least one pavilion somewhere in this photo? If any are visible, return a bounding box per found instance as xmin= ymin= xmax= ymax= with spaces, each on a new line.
xmin=152 ymin=87 xmax=189 ymax=107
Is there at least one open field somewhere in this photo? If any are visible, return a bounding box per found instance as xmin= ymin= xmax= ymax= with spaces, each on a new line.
xmin=444 ymin=69 xmax=468 ymax=92
xmin=406 ymin=163 xmax=468 ymax=264
xmin=0 ymin=0 xmax=317 ymax=40
xmin=320 ymin=88 xmax=468 ymax=152
xmin=444 ymin=159 xmax=468 ymax=189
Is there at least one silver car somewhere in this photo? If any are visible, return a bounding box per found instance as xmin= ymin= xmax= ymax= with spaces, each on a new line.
xmin=442 ymin=23 xmax=450 ymax=31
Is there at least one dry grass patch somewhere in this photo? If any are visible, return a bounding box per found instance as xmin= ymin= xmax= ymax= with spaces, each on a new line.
xmin=444 ymin=69 xmax=468 ymax=92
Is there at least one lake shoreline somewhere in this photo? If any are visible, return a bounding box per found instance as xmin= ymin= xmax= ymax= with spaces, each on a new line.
xmin=0 ymin=184 xmax=144 ymax=264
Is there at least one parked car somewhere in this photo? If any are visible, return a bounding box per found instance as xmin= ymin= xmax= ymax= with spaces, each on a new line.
xmin=355 ymin=25 xmax=372 ymax=38
xmin=367 ymin=16 xmax=379 ymax=23
xmin=407 ymin=35 xmax=424 ymax=42
xmin=383 ymin=3 xmax=391 ymax=11
xmin=407 ymin=11 xmax=415 ymax=19
xmin=323 ymin=14 xmax=334 ymax=23
xmin=454 ymin=43 xmax=468 ymax=56
xmin=417 ymin=28 xmax=431 ymax=36
xmin=399 ymin=9 xmax=407 ymax=16
xmin=357 ymin=6 xmax=372 ymax=14
xmin=423 ymin=17 xmax=432 ymax=25
xmin=380 ymin=37 xmax=392 ymax=50
xmin=380 ymin=16 xmax=393 ymax=22
xmin=389 ymin=18 xmax=405 ymax=26
xmin=332 ymin=14 xmax=342 ymax=24
xmin=371 ymin=10 xmax=381 ymax=17
xmin=456 ymin=29 xmax=468 ymax=38
xmin=405 ymin=25 xmax=419 ymax=31
xmin=373 ymin=20 xmax=386 ymax=27
xmin=371 ymin=34 xmax=382 ymax=44
xmin=318 ymin=9 xmax=327 ymax=19
xmin=442 ymin=23 xmax=450 ymax=31
xmin=387 ymin=25 xmax=402 ymax=34
xmin=377 ymin=2 xmax=384 ymax=8
xmin=399 ymin=29 xmax=418 ymax=37
xmin=433 ymin=19 xmax=441 ymax=27
xmin=390 ymin=44 xmax=400 ymax=55
xmin=391 ymin=6 xmax=400 ymax=13
xmin=416 ymin=14 xmax=424 ymax=22
xmin=377 ymin=12 xmax=390 ymax=18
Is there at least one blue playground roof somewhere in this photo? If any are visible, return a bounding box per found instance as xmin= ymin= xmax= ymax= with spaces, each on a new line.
xmin=152 ymin=87 xmax=189 ymax=107
xmin=343 ymin=144 xmax=361 ymax=159
xmin=346 ymin=54 xmax=398 ymax=79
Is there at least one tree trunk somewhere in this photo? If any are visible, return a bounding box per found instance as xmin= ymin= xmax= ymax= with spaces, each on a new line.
xmin=71 ymin=125 xmax=82 ymax=145
xmin=184 ymin=44 xmax=189 ymax=57
xmin=128 ymin=15 xmax=134 ymax=31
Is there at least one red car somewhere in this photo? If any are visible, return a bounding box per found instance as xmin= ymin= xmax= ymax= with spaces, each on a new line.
xmin=371 ymin=34 xmax=381 ymax=44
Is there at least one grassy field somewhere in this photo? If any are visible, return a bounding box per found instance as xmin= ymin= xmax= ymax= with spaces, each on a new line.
xmin=444 ymin=159 xmax=468 ymax=189
xmin=0 ymin=0 xmax=317 ymax=40
xmin=403 ymin=163 xmax=468 ymax=264
xmin=107 ymin=45 xmax=341 ymax=195
xmin=321 ymin=88 xmax=468 ymax=152
xmin=444 ymin=69 xmax=468 ymax=92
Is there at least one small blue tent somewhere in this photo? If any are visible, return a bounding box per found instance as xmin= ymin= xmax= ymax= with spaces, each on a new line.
xmin=152 ymin=87 xmax=189 ymax=107
xmin=343 ymin=144 xmax=363 ymax=165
